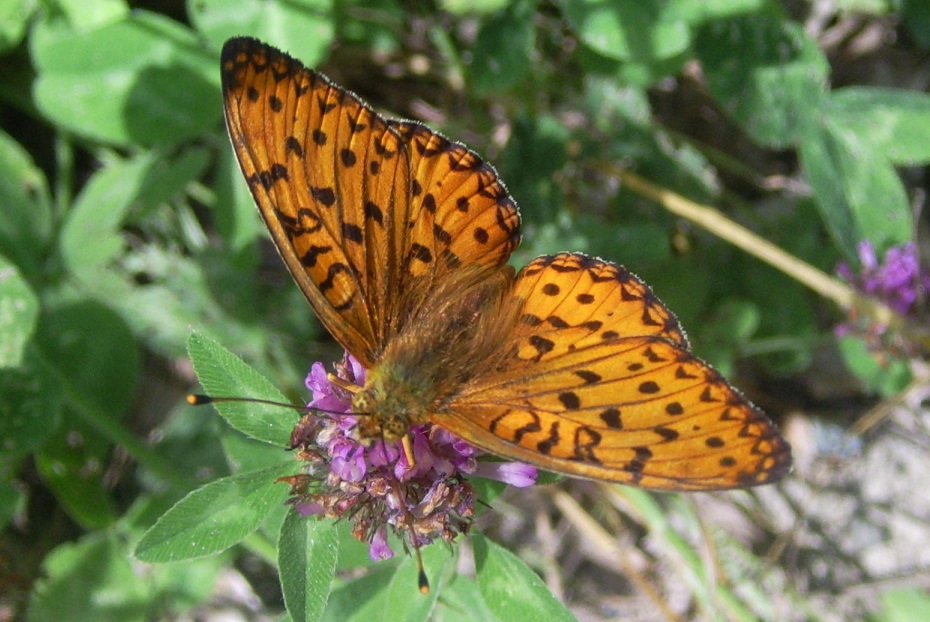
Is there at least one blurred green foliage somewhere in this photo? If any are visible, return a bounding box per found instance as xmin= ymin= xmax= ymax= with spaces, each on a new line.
xmin=2 ymin=1 xmax=929 ymax=620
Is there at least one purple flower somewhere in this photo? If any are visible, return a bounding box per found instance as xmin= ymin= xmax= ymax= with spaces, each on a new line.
xmin=838 ymin=241 xmax=929 ymax=317
xmin=280 ymin=352 xmax=538 ymax=563
xmin=835 ymin=241 xmax=929 ymax=357
xmin=475 ymin=461 xmax=539 ymax=488
xmin=369 ymin=525 xmax=393 ymax=561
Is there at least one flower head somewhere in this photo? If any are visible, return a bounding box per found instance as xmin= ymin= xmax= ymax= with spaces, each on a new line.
xmin=280 ymin=353 xmax=537 ymax=561
xmin=837 ymin=241 xmax=929 ymax=317
xmin=835 ymin=241 xmax=929 ymax=354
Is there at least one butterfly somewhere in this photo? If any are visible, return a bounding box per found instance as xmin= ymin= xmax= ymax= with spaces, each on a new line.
xmin=220 ymin=37 xmax=791 ymax=491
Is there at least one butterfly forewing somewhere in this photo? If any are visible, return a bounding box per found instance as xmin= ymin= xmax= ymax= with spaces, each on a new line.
xmin=222 ymin=38 xmax=413 ymax=364
xmin=389 ymin=121 xmax=521 ymax=279
xmin=221 ymin=39 xmax=522 ymax=365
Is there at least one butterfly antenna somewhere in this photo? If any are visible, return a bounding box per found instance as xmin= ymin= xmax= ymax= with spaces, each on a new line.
xmin=187 ymin=394 xmax=308 ymax=411
xmin=385 ymin=472 xmax=430 ymax=594
xmin=187 ymin=394 xmax=351 ymax=418
xmin=414 ymin=539 xmax=429 ymax=594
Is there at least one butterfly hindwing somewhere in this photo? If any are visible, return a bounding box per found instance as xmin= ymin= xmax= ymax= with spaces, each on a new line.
xmin=441 ymin=253 xmax=791 ymax=490
xmin=511 ymin=253 xmax=688 ymax=353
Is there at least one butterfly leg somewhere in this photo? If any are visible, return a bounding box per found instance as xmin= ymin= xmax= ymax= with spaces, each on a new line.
xmin=402 ymin=434 xmax=417 ymax=469
xmin=327 ymin=372 xmax=361 ymax=393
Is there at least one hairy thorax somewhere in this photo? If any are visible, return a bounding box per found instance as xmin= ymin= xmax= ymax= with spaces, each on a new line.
xmin=351 ymin=264 xmax=520 ymax=441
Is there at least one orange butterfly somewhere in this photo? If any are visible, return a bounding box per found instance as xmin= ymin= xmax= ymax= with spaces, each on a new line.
xmin=220 ymin=37 xmax=790 ymax=491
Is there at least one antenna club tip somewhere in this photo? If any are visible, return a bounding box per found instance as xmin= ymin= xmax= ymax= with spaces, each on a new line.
xmin=418 ymin=570 xmax=430 ymax=594
xmin=187 ymin=394 xmax=211 ymax=405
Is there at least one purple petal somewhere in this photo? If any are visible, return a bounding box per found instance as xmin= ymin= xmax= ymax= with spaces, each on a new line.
xmin=857 ymin=240 xmax=877 ymax=270
xmin=312 ymin=393 xmax=352 ymax=414
xmin=368 ymin=440 xmax=399 ymax=467
xmin=296 ymin=501 xmax=325 ymax=516
xmin=835 ymin=241 xmax=929 ymax=319
xmin=395 ymin=432 xmax=433 ymax=480
xmin=394 ymin=448 xmax=413 ymax=480
xmin=347 ymin=355 xmax=366 ymax=384
xmin=473 ymin=461 xmax=538 ymax=487
xmin=369 ymin=526 xmax=394 ymax=561
xmin=836 ymin=261 xmax=855 ymax=282
xmin=335 ymin=414 xmax=357 ymax=432
xmin=331 ymin=445 xmax=368 ymax=482
xmin=305 ymin=362 xmax=331 ymax=394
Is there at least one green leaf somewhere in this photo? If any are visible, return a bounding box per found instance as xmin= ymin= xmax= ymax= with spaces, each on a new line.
xmin=902 ymin=0 xmax=930 ymax=47
xmin=36 ymin=299 xmax=140 ymax=419
xmin=497 ymin=114 xmax=569 ymax=223
xmin=468 ymin=476 xmax=508 ymax=508
xmin=143 ymin=554 xmax=226 ymax=615
xmin=55 ymin=0 xmax=129 ymax=32
xmin=54 ymin=0 xmax=129 ymax=31
xmin=799 ymin=119 xmax=911 ymax=258
xmin=190 ymin=0 xmax=335 ymax=67
xmin=382 ymin=545 xmax=452 ymax=619
xmin=322 ymin=563 xmax=397 ymax=622
xmin=333 ymin=519 xmax=381 ymax=571
xmin=696 ymin=298 xmax=761 ymax=376
xmin=100 ymin=248 xmax=262 ymax=360
xmin=187 ymin=331 xmax=300 ymax=447
xmin=710 ymin=300 xmax=762 ymax=343
xmin=59 ymin=154 xmax=154 ymax=276
xmin=739 ymin=260 xmax=818 ymax=376
xmin=563 ymin=0 xmax=690 ymax=63
xmin=136 ymin=146 xmax=211 ymax=209
xmin=827 ymin=87 xmax=930 ymax=165
xmin=473 ymin=533 xmax=576 ymax=622
xmin=31 ymin=11 xmax=219 ymax=147
xmin=0 ymin=479 xmax=25 ymax=528
xmin=0 ymin=0 xmax=36 ymax=53
xmin=0 ymin=256 xmax=38 ymax=368
xmin=634 ymin=253 xmax=711 ymax=339
xmin=213 ymin=145 xmax=266 ymax=255
xmin=696 ymin=16 xmax=829 ymax=147
xmin=33 ymin=297 xmax=179 ymax=507
xmin=837 ymin=336 xmax=912 ymax=397
xmin=35 ymin=416 xmax=118 ymax=529
xmin=0 ymin=129 xmax=52 ymax=278
xmin=28 ymin=531 xmax=150 ymax=621
xmin=321 ymin=544 xmax=452 ymax=622
xmin=432 ymin=573 xmax=503 ymax=621
xmin=278 ymin=510 xmax=339 ymax=622
xmin=439 ymin=0 xmax=509 ymax=14
xmin=578 ymin=77 xmax=718 ymax=214
xmin=470 ymin=0 xmax=535 ymax=94
xmin=222 ymin=432 xmax=292 ymax=473
xmin=585 ymin=220 xmax=673 ymax=266
xmin=672 ymin=0 xmax=768 ymax=22
xmin=0 ymin=353 xmax=62 ymax=460
xmin=135 ymin=462 xmax=293 ymax=562
xmin=879 ymin=587 xmax=930 ymax=622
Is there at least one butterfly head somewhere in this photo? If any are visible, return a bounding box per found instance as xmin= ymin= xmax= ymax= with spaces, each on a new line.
xmin=351 ymin=368 xmax=430 ymax=442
